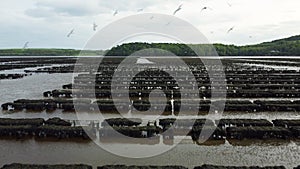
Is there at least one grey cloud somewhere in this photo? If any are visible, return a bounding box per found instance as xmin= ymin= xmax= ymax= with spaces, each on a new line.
xmin=25 ymin=0 xmax=106 ymax=18
xmin=25 ymin=0 xmax=162 ymax=18
xmin=98 ymin=0 xmax=160 ymax=11
xmin=25 ymin=7 xmax=55 ymax=18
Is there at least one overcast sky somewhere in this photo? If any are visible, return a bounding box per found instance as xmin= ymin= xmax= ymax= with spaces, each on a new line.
xmin=0 ymin=0 xmax=299 ymax=49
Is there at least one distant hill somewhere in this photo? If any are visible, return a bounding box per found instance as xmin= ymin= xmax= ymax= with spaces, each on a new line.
xmin=105 ymin=35 xmax=300 ymax=56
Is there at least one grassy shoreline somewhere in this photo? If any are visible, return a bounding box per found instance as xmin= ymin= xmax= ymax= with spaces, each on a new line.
xmin=0 ymin=48 xmax=106 ymax=56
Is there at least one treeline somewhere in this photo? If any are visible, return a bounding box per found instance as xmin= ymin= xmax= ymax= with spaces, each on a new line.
xmin=0 ymin=49 xmax=105 ymax=56
xmin=1 ymin=35 xmax=299 ymax=56
xmin=105 ymin=35 xmax=300 ymax=56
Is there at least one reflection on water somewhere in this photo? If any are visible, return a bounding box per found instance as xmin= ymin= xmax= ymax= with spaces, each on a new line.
xmin=0 ymin=73 xmax=73 ymax=109
xmin=239 ymin=63 xmax=300 ymax=71
xmin=0 ymin=139 xmax=299 ymax=168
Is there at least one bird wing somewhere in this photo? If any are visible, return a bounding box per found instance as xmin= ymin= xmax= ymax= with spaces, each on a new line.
xmin=23 ymin=42 xmax=29 ymax=49
xmin=173 ymin=4 xmax=182 ymax=15
xmin=67 ymin=29 xmax=74 ymax=37
xmin=113 ymin=10 xmax=118 ymax=16
xmin=93 ymin=23 xmax=97 ymax=30
xmin=173 ymin=8 xmax=180 ymax=15
xmin=227 ymin=27 xmax=234 ymax=33
xmin=173 ymin=9 xmax=177 ymax=15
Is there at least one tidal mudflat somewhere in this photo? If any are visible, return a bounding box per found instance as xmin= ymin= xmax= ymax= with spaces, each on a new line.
xmin=0 ymin=57 xmax=299 ymax=168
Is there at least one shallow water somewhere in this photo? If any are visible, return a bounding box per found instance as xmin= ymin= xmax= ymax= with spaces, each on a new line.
xmin=0 ymin=73 xmax=73 ymax=106
xmin=0 ymin=61 xmax=299 ymax=168
xmin=239 ymin=63 xmax=300 ymax=71
xmin=0 ymin=139 xmax=299 ymax=168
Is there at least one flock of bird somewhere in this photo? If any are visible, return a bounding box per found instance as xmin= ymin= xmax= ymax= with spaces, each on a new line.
xmin=23 ymin=2 xmax=236 ymax=49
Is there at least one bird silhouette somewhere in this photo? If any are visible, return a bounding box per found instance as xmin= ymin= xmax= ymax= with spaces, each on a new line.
xmin=150 ymin=16 xmax=154 ymax=20
xmin=93 ymin=22 xmax=98 ymax=31
xmin=23 ymin=42 xmax=29 ymax=49
xmin=137 ymin=8 xmax=143 ymax=12
xmin=113 ymin=10 xmax=118 ymax=16
xmin=200 ymin=6 xmax=213 ymax=12
xmin=173 ymin=4 xmax=182 ymax=15
xmin=227 ymin=2 xmax=232 ymax=7
xmin=67 ymin=29 xmax=74 ymax=37
xmin=227 ymin=26 xmax=234 ymax=33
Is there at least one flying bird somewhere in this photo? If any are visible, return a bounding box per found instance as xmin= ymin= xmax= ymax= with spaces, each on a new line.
xmin=227 ymin=26 xmax=234 ymax=33
xmin=173 ymin=4 xmax=182 ymax=15
xmin=23 ymin=41 xmax=29 ymax=49
xmin=137 ymin=8 xmax=143 ymax=12
xmin=113 ymin=10 xmax=118 ymax=16
xmin=93 ymin=22 xmax=98 ymax=31
xmin=67 ymin=29 xmax=74 ymax=37
xmin=227 ymin=2 xmax=232 ymax=7
xmin=150 ymin=16 xmax=154 ymax=20
xmin=200 ymin=6 xmax=213 ymax=12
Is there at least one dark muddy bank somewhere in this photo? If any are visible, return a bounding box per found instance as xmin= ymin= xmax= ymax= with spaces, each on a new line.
xmin=0 ymin=118 xmax=94 ymax=140
xmin=2 ymin=163 xmax=299 ymax=169
xmin=0 ymin=116 xmax=299 ymax=145
xmin=0 ymin=57 xmax=76 ymax=71
xmin=1 ymin=163 xmax=92 ymax=169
